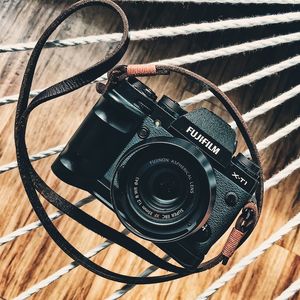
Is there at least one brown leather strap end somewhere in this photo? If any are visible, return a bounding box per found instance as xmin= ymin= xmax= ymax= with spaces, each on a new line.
xmin=222 ymin=228 xmax=245 ymax=264
xmin=221 ymin=202 xmax=258 ymax=265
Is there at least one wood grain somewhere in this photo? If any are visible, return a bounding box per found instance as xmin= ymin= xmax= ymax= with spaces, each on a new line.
xmin=0 ymin=1 xmax=299 ymax=299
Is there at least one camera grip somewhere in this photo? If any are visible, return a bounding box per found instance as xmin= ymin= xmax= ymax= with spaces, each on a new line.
xmin=52 ymin=94 xmax=145 ymax=190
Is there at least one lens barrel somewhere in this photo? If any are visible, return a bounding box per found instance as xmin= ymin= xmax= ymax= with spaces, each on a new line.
xmin=111 ymin=137 xmax=216 ymax=243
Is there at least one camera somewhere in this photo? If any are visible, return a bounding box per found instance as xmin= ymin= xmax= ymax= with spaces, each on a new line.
xmin=52 ymin=77 xmax=260 ymax=269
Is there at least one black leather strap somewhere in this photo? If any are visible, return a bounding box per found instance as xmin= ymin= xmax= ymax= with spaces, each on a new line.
xmin=14 ymin=0 xmax=193 ymax=284
xmin=14 ymin=0 xmax=263 ymax=284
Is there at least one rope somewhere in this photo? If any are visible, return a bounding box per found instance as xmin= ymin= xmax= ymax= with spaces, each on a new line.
xmin=0 ymin=85 xmax=298 ymax=175
xmin=243 ymin=117 xmax=300 ymax=157
xmin=275 ymin=278 xmax=300 ymax=300
xmin=12 ymin=156 xmax=300 ymax=299
xmin=180 ymin=54 xmax=300 ymax=106
xmin=0 ymin=196 xmax=94 ymax=246
xmin=158 ymin=32 xmax=300 ymax=66
xmin=230 ymin=84 xmax=300 ymax=128
xmin=1 ymin=34 xmax=300 ymax=107
xmin=105 ymin=255 xmax=171 ymax=300
xmin=264 ymin=156 xmax=300 ymax=191
xmin=0 ymin=2 xmax=297 ymax=299
xmin=254 ymin=117 xmax=300 ymax=152
xmin=0 ymin=145 xmax=64 ymax=174
xmin=0 ymin=75 xmax=106 ymax=105
xmin=1 ymin=12 xmax=300 ymax=54
xmin=117 ymin=0 xmax=300 ymax=4
xmin=13 ymin=229 xmax=130 ymax=300
xmin=0 ymin=90 xmax=42 ymax=106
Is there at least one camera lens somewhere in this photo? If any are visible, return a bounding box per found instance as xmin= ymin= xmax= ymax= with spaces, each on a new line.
xmin=111 ymin=137 xmax=216 ymax=243
xmin=139 ymin=163 xmax=188 ymax=214
xmin=151 ymin=168 xmax=182 ymax=202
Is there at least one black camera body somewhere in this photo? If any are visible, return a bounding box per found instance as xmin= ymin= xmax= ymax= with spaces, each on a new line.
xmin=52 ymin=77 xmax=260 ymax=269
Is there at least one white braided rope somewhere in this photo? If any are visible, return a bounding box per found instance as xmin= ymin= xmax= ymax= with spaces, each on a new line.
xmin=243 ymin=117 xmax=300 ymax=157
xmin=0 ymin=145 xmax=65 ymax=174
xmin=1 ymin=84 xmax=298 ymax=175
xmin=13 ymin=229 xmax=130 ymax=300
xmin=0 ymin=4 xmax=297 ymax=300
xmin=0 ymin=196 xmax=94 ymax=246
xmin=12 ymin=157 xmax=300 ymax=300
xmin=158 ymin=32 xmax=300 ymax=66
xmin=0 ymin=11 xmax=298 ymax=299
xmin=230 ymin=84 xmax=300 ymax=128
xmin=275 ymin=278 xmax=300 ymax=300
xmin=1 ymin=12 xmax=300 ymax=54
xmin=105 ymin=255 xmax=171 ymax=300
xmin=118 ymin=0 xmax=300 ymax=3
xmin=264 ymin=155 xmax=300 ymax=191
xmin=0 ymin=89 xmax=42 ymax=106
xmin=255 ymin=117 xmax=300 ymax=152
xmin=180 ymin=54 xmax=300 ymax=106
xmin=1 ymin=32 xmax=300 ymax=106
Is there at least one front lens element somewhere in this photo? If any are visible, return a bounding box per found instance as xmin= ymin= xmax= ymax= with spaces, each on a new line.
xmin=150 ymin=167 xmax=183 ymax=202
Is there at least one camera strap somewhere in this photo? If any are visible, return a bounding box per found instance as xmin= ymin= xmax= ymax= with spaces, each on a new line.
xmin=14 ymin=0 xmax=263 ymax=284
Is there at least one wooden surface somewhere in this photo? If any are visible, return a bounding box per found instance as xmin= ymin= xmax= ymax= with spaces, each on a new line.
xmin=0 ymin=1 xmax=299 ymax=299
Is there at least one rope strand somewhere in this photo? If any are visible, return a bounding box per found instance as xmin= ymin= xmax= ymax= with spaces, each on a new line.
xmin=0 ymin=115 xmax=297 ymax=246
xmin=0 ymin=145 xmax=64 ymax=174
xmin=0 ymin=90 xmax=42 ymax=106
xmin=1 ymin=12 xmax=300 ymax=54
xmin=1 ymin=37 xmax=300 ymax=107
xmin=243 ymin=117 xmax=300 ymax=156
xmin=0 ymin=196 xmax=94 ymax=246
xmin=158 ymin=32 xmax=300 ymax=66
xmin=180 ymin=54 xmax=300 ymax=106
xmin=230 ymin=84 xmax=300 ymax=128
xmin=264 ymin=156 xmax=300 ymax=191
xmin=0 ymin=1 xmax=297 ymax=298
xmin=105 ymin=255 xmax=171 ymax=300
xmin=106 ymin=156 xmax=300 ymax=299
xmin=275 ymin=278 xmax=300 ymax=300
xmin=13 ymin=230 xmax=129 ymax=300
xmin=196 ymin=206 xmax=300 ymax=299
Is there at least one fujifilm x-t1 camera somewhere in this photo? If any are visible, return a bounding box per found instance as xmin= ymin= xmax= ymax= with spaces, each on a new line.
xmin=52 ymin=77 xmax=260 ymax=269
